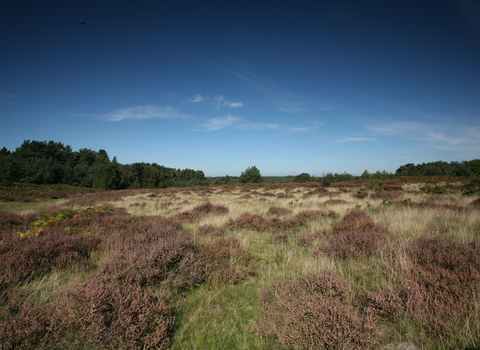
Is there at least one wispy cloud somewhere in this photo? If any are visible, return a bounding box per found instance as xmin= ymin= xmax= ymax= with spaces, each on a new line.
xmin=198 ymin=117 xmax=320 ymax=133
xmin=106 ymin=105 xmax=188 ymax=121
xmin=0 ymin=93 xmax=17 ymax=98
xmin=202 ymin=115 xmax=239 ymax=130
xmin=235 ymin=123 xmax=281 ymax=130
xmin=335 ymin=137 xmax=376 ymax=143
xmin=208 ymin=62 xmax=311 ymax=113
xmin=190 ymin=94 xmax=243 ymax=108
xmin=190 ymin=94 xmax=204 ymax=103
xmin=366 ymin=120 xmax=480 ymax=152
xmin=276 ymin=101 xmax=308 ymax=113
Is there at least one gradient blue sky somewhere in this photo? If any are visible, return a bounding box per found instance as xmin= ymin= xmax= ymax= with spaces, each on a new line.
xmin=1 ymin=0 xmax=479 ymax=176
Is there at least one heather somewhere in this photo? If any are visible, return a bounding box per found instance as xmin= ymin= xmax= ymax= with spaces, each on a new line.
xmin=1 ymin=180 xmax=480 ymax=349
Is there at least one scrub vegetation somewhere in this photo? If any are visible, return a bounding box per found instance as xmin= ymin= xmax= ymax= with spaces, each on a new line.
xmin=1 ymin=177 xmax=480 ymax=349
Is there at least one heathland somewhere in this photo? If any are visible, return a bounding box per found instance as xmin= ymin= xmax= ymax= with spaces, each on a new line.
xmin=1 ymin=178 xmax=480 ymax=349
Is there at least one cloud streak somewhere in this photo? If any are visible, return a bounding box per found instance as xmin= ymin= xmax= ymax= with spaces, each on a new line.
xmin=0 ymin=93 xmax=17 ymax=99
xmin=190 ymin=94 xmax=243 ymax=108
xmin=335 ymin=137 xmax=376 ymax=143
xmin=106 ymin=105 xmax=188 ymax=121
xmin=198 ymin=117 xmax=320 ymax=133
xmin=201 ymin=115 xmax=239 ymax=130
xmin=366 ymin=120 xmax=480 ymax=152
xmin=208 ymin=62 xmax=313 ymax=113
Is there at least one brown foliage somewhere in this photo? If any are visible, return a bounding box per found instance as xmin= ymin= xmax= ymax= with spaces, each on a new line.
xmin=258 ymin=271 xmax=378 ymax=349
xmin=469 ymin=197 xmax=480 ymax=208
xmin=51 ymin=277 xmax=174 ymax=349
xmin=201 ymin=236 xmax=254 ymax=283
xmin=266 ymin=206 xmax=292 ymax=216
xmin=102 ymin=224 xmax=207 ymax=289
xmin=227 ymin=210 xmax=325 ymax=234
xmin=361 ymin=288 xmax=403 ymax=321
xmin=197 ymin=224 xmax=226 ymax=237
xmin=322 ymin=198 xmax=347 ymax=205
xmin=370 ymin=190 xmax=403 ymax=199
xmin=271 ymin=233 xmax=288 ymax=244
xmin=0 ymin=292 xmax=53 ymax=349
xmin=173 ymin=202 xmax=229 ymax=223
xmin=316 ymin=210 xmax=387 ymax=259
xmin=226 ymin=213 xmax=270 ymax=231
xmin=0 ymin=230 xmax=101 ymax=288
xmin=400 ymin=235 xmax=480 ymax=339
xmin=295 ymin=232 xmax=316 ymax=246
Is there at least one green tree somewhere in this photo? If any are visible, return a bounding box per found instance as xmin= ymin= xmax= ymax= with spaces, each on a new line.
xmin=92 ymin=150 xmax=121 ymax=190
xmin=294 ymin=173 xmax=311 ymax=182
xmin=239 ymin=166 xmax=264 ymax=184
xmin=360 ymin=170 xmax=371 ymax=179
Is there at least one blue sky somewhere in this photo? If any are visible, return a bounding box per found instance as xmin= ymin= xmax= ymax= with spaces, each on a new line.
xmin=1 ymin=0 xmax=479 ymax=176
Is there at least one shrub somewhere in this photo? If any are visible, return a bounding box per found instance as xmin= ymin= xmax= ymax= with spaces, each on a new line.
xmin=258 ymin=271 xmax=378 ymax=349
xmin=225 ymin=213 xmax=269 ymax=232
xmin=400 ymin=235 xmax=480 ymax=342
xmin=295 ymin=232 xmax=316 ymax=246
xmin=197 ymin=224 xmax=226 ymax=237
xmin=271 ymin=233 xmax=288 ymax=244
xmin=266 ymin=206 xmax=292 ymax=216
xmin=0 ymin=295 xmax=53 ymax=349
xmin=173 ymin=202 xmax=229 ymax=223
xmin=201 ymin=237 xmax=254 ymax=283
xmin=317 ymin=210 xmax=387 ymax=259
xmin=102 ymin=225 xmax=207 ymax=289
xmin=361 ymin=288 xmax=403 ymax=321
xmin=51 ymin=277 xmax=174 ymax=349
xmin=0 ymin=230 xmax=101 ymax=287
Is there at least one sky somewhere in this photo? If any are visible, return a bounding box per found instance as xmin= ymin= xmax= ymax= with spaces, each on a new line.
xmin=1 ymin=0 xmax=479 ymax=177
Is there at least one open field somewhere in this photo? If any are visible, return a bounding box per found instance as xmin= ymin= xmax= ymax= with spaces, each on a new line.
xmin=1 ymin=180 xmax=480 ymax=349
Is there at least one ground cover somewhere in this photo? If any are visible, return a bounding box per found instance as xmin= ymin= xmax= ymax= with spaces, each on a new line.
xmin=1 ymin=180 xmax=479 ymax=349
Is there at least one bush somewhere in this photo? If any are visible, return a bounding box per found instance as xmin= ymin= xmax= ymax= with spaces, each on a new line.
xmin=173 ymin=202 xmax=229 ymax=223
xmin=0 ymin=230 xmax=101 ymax=287
xmin=102 ymin=224 xmax=207 ymax=289
xmin=266 ymin=206 xmax=292 ymax=216
xmin=258 ymin=271 xmax=378 ymax=349
xmin=0 ymin=290 xmax=53 ymax=349
xmin=316 ymin=210 xmax=387 ymax=259
xmin=201 ymin=236 xmax=254 ymax=283
xmin=400 ymin=235 xmax=480 ymax=342
xmin=51 ymin=277 xmax=174 ymax=349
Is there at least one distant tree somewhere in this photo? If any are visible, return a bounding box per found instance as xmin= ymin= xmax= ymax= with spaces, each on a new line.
xmin=360 ymin=170 xmax=371 ymax=179
xmin=92 ymin=150 xmax=121 ymax=190
xmin=322 ymin=172 xmax=335 ymax=187
xmin=466 ymin=159 xmax=480 ymax=175
xmin=422 ymin=165 xmax=442 ymax=176
xmin=0 ymin=152 xmax=19 ymax=187
xmin=239 ymin=166 xmax=264 ymax=184
xmin=294 ymin=173 xmax=311 ymax=183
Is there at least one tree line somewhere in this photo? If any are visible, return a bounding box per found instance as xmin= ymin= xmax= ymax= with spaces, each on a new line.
xmin=1 ymin=140 xmax=479 ymax=189
xmin=0 ymin=140 xmax=206 ymax=189
xmin=394 ymin=160 xmax=480 ymax=177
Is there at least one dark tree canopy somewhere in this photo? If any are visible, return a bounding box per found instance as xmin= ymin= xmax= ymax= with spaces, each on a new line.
xmin=0 ymin=140 xmax=206 ymax=189
xmin=239 ymin=166 xmax=264 ymax=184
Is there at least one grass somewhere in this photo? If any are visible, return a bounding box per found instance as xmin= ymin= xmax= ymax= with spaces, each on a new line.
xmin=1 ymin=181 xmax=480 ymax=349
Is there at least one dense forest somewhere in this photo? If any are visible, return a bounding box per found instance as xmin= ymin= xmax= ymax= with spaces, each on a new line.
xmin=0 ymin=140 xmax=479 ymax=189
xmin=0 ymin=140 xmax=206 ymax=189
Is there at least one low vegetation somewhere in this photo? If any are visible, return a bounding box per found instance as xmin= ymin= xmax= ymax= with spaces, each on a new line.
xmin=1 ymin=178 xmax=480 ymax=349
